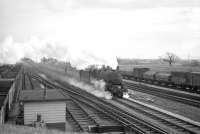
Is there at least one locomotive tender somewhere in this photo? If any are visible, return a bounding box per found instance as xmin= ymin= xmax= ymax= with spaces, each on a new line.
xmin=119 ymin=67 xmax=200 ymax=93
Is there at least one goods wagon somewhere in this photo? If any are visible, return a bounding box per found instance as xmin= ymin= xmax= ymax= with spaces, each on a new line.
xmin=143 ymin=71 xmax=157 ymax=81
xmin=119 ymin=66 xmax=200 ymax=93
xmin=118 ymin=70 xmax=133 ymax=79
xmin=190 ymin=72 xmax=200 ymax=89
xmin=133 ymin=68 xmax=150 ymax=79
xmin=80 ymin=70 xmax=90 ymax=83
xmin=155 ymin=72 xmax=171 ymax=83
xmin=66 ymin=67 xmax=80 ymax=81
xmin=171 ymin=71 xmax=191 ymax=86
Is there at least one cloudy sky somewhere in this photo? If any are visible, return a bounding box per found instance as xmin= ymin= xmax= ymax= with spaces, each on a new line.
xmin=0 ymin=0 xmax=200 ymax=68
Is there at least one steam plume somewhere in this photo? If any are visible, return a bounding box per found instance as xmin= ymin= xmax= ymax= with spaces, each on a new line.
xmin=67 ymin=77 xmax=112 ymax=99
xmin=0 ymin=36 xmax=117 ymax=69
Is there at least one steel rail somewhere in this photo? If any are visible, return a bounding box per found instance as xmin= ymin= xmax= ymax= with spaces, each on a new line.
xmin=115 ymin=98 xmax=200 ymax=134
xmin=125 ymin=81 xmax=200 ymax=107
xmin=31 ymin=73 xmax=168 ymax=134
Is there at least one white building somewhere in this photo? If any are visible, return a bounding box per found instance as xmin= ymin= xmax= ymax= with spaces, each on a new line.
xmin=20 ymin=89 xmax=68 ymax=131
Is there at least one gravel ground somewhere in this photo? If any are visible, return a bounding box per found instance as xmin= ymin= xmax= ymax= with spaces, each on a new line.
xmin=128 ymin=89 xmax=200 ymax=122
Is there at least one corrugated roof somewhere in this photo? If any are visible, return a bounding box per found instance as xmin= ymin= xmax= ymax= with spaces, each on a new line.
xmin=20 ymin=89 xmax=69 ymax=102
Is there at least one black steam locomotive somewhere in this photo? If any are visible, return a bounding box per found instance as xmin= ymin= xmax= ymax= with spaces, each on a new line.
xmin=65 ymin=65 xmax=127 ymax=98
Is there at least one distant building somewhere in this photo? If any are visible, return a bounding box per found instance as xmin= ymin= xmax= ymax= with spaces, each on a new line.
xmin=20 ymin=89 xmax=68 ymax=131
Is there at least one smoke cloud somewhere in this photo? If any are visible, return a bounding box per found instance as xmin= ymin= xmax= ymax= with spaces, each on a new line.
xmin=0 ymin=36 xmax=117 ymax=69
xmin=67 ymin=77 xmax=112 ymax=99
xmin=40 ymin=72 xmax=112 ymax=99
xmin=0 ymin=36 xmax=68 ymax=64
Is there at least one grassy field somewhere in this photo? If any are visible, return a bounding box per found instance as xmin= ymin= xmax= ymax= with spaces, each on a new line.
xmin=39 ymin=59 xmax=200 ymax=73
xmin=0 ymin=124 xmax=89 ymax=134
xmin=119 ymin=63 xmax=200 ymax=72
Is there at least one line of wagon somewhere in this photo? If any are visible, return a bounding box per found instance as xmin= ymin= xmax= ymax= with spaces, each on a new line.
xmin=119 ymin=67 xmax=200 ymax=93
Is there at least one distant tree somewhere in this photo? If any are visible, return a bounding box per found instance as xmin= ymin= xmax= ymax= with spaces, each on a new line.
xmin=21 ymin=57 xmax=33 ymax=62
xmin=100 ymin=65 xmax=112 ymax=71
xmin=40 ymin=57 xmax=58 ymax=64
xmin=86 ymin=64 xmax=99 ymax=71
xmin=41 ymin=57 xmax=47 ymax=63
xmin=106 ymin=65 xmax=112 ymax=70
xmin=85 ymin=64 xmax=113 ymax=72
xmin=162 ymin=52 xmax=179 ymax=66
xmin=101 ymin=65 xmax=106 ymax=71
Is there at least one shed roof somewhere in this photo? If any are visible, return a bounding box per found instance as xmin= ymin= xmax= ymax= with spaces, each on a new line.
xmin=20 ymin=89 xmax=69 ymax=102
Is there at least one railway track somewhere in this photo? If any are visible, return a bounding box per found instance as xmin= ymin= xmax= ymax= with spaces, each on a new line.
xmin=124 ymin=80 xmax=200 ymax=107
xmin=115 ymin=98 xmax=200 ymax=134
xmin=26 ymin=73 xmax=34 ymax=89
xmin=30 ymin=74 xmax=126 ymax=133
xmin=65 ymin=99 xmax=122 ymax=132
xmin=30 ymin=73 xmax=172 ymax=134
xmin=24 ymin=73 xmax=33 ymax=90
xmin=21 ymin=70 xmax=26 ymax=90
xmin=22 ymin=62 xmax=200 ymax=133
xmin=76 ymin=99 xmax=121 ymax=126
xmin=20 ymin=68 xmax=34 ymax=91
xmin=65 ymin=99 xmax=98 ymax=132
xmin=21 ymin=67 xmax=50 ymax=90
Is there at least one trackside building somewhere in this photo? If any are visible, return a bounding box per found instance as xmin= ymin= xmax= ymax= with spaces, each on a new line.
xmin=20 ymin=89 xmax=67 ymax=131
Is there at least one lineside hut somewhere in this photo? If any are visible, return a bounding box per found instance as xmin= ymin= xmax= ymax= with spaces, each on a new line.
xmin=20 ymin=89 xmax=68 ymax=131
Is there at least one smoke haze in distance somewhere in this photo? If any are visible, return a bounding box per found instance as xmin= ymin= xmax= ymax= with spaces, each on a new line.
xmin=0 ymin=36 xmax=117 ymax=69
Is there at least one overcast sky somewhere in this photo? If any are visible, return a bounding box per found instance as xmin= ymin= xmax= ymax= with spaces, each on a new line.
xmin=0 ymin=0 xmax=200 ymax=67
